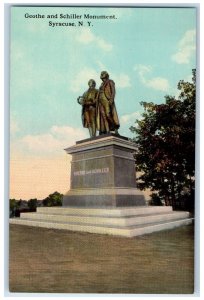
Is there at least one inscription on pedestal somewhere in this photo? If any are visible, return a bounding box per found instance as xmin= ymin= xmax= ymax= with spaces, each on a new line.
xmin=74 ymin=168 xmax=109 ymax=176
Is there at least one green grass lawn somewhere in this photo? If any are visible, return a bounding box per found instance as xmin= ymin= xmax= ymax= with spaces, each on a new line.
xmin=9 ymin=224 xmax=194 ymax=294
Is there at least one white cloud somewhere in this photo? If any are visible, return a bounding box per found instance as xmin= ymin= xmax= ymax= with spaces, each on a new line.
xmin=145 ymin=77 xmax=169 ymax=92
xmin=76 ymin=27 xmax=95 ymax=44
xmin=21 ymin=133 xmax=61 ymax=154
xmin=50 ymin=125 xmax=86 ymax=142
xmin=96 ymin=61 xmax=131 ymax=89
xmin=70 ymin=67 xmax=100 ymax=93
xmin=96 ymin=38 xmax=113 ymax=52
xmin=11 ymin=125 xmax=88 ymax=158
xmin=134 ymin=64 xmax=170 ymax=92
xmin=113 ymin=73 xmax=131 ymax=88
xmin=171 ymin=29 xmax=196 ymax=64
xmin=76 ymin=28 xmax=113 ymax=52
xmin=121 ymin=112 xmax=141 ymax=125
xmin=70 ymin=65 xmax=131 ymax=94
xmin=96 ymin=60 xmax=106 ymax=71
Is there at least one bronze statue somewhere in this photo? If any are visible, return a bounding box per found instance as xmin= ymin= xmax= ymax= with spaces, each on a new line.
xmin=77 ymin=79 xmax=98 ymax=138
xmin=96 ymin=71 xmax=120 ymax=135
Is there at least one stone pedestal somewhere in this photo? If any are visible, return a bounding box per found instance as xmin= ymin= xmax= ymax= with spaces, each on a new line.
xmin=63 ymin=134 xmax=146 ymax=207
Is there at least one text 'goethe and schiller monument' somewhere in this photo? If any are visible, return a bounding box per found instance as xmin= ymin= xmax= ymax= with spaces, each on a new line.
xmin=63 ymin=71 xmax=146 ymax=207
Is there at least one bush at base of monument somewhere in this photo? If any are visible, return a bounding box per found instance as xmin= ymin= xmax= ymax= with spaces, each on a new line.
xmin=42 ymin=191 xmax=63 ymax=207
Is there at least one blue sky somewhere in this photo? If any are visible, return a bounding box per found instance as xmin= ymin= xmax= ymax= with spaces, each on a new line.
xmin=10 ymin=6 xmax=196 ymax=198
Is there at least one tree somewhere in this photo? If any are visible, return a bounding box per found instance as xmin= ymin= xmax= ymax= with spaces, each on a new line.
xmin=42 ymin=191 xmax=63 ymax=207
xmin=9 ymin=199 xmax=19 ymax=217
xmin=130 ymin=70 xmax=195 ymax=211
xmin=27 ymin=198 xmax=37 ymax=210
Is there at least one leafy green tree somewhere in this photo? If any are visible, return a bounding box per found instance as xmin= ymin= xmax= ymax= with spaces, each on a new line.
xmin=42 ymin=191 xmax=63 ymax=207
xmin=9 ymin=199 xmax=19 ymax=217
xmin=27 ymin=198 xmax=37 ymax=210
xmin=130 ymin=70 xmax=195 ymax=211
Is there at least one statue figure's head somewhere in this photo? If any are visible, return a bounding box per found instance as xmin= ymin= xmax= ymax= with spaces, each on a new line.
xmin=100 ymin=71 xmax=109 ymax=80
xmin=88 ymin=79 xmax=96 ymax=88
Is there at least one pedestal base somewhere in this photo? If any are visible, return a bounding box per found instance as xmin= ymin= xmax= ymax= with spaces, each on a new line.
xmin=63 ymin=188 xmax=145 ymax=207
xmin=63 ymin=134 xmax=146 ymax=207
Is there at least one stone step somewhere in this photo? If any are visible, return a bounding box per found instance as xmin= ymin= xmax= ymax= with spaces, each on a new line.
xmin=10 ymin=206 xmax=193 ymax=237
xmin=9 ymin=217 xmax=193 ymax=238
xmin=20 ymin=211 xmax=190 ymax=227
xmin=129 ymin=218 xmax=193 ymax=237
xmin=36 ymin=206 xmax=173 ymax=217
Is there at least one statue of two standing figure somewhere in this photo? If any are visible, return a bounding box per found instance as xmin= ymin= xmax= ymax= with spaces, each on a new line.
xmin=77 ymin=71 xmax=120 ymax=137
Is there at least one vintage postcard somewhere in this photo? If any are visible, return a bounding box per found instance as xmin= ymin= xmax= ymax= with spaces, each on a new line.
xmin=9 ymin=5 xmax=196 ymax=294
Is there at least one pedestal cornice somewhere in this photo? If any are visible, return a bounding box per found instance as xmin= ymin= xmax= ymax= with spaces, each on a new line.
xmin=64 ymin=134 xmax=137 ymax=154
